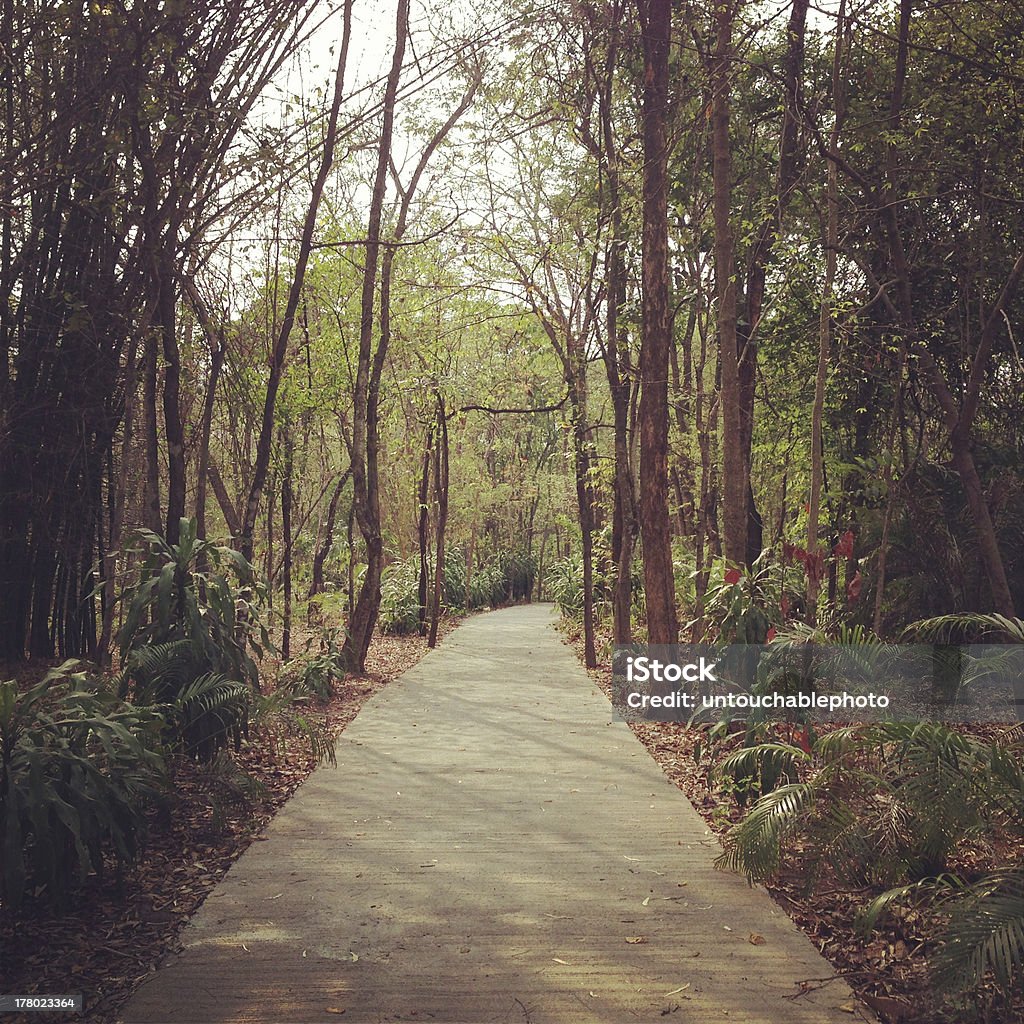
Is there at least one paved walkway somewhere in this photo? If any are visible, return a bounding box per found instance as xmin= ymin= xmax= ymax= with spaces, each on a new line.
xmin=121 ymin=605 xmax=870 ymax=1023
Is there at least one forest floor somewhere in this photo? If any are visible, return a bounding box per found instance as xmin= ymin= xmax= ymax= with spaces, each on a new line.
xmin=560 ymin=621 xmax=1024 ymax=1024
xmin=0 ymin=620 xmax=458 ymax=1024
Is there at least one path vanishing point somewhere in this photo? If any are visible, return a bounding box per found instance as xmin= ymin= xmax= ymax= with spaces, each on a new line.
xmin=121 ymin=604 xmax=872 ymax=1024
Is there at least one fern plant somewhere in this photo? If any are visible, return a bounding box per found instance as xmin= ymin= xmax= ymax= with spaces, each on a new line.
xmin=117 ymin=517 xmax=270 ymax=691
xmin=0 ymin=663 xmax=165 ymax=910
xmin=904 ymin=612 xmax=1024 ymax=644
xmin=285 ymin=626 xmax=346 ymax=699
xmin=719 ymin=720 xmax=1024 ymax=1007
xmin=116 ymin=518 xmax=271 ymax=759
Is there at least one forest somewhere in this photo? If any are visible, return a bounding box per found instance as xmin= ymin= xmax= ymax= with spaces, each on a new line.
xmin=1 ymin=0 xmax=1023 ymax=1021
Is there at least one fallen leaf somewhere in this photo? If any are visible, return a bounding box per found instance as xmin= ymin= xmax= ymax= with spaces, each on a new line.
xmin=862 ymin=994 xmax=912 ymax=1022
xmin=349 ymin=951 xmax=359 ymax=962
xmin=839 ymin=1006 xmax=856 ymax=1015
xmin=552 ymin=957 xmax=570 ymax=965
xmin=325 ymin=1008 xmax=346 ymax=1015
xmin=748 ymin=933 xmax=766 ymax=946
xmin=642 ymin=896 xmax=651 ymax=906
xmin=626 ymin=936 xmax=647 ymax=944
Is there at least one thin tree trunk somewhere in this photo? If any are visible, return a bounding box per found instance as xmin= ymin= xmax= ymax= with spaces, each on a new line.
xmin=265 ymin=473 xmax=275 ymax=612
xmin=342 ymin=0 xmax=409 ymax=671
xmin=185 ymin=279 xmax=225 ymax=545
xmin=208 ymin=461 xmax=242 ymax=537
xmin=428 ymin=395 xmax=449 ymax=648
xmin=143 ymin=329 xmax=162 ymax=533
xmin=281 ymin=423 xmax=294 ymax=660
xmin=807 ymin=0 xmax=844 ymax=622
xmin=465 ymin=521 xmax=477 ymax=608
xmin=309 ymin=467 xmax=350 ymax=598
xmin=711 ymin=0 xmax=745 ymax=571
xmin=99 ymin=339 xmax=139 ymax=663
xmin=343 ymin=27 xmax=475 ymax=669
xmin=239 ymin=0 xmax=352 ymax=562
xmin=570 ymin=379 xmax=598 ymax=668
xmin=417 ymin=420 xmax=434 ymax=634
xmin=158 ymin=244 xmax=186 ymax=546
xmin=736 ymin=0 xmax=809 ymax=566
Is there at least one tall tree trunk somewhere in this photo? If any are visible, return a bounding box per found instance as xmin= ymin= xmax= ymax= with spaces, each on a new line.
xmin=807 ymin=0 xmax=844 ymax=622
xmin=569 ymin=373 xmax=598 ymax=668
xmin=636 ymin=0 xmax=679 ymax=644
xmin=99 ymin=340 xmax=139 ymax=664
xmin=143 ymin=328 xmax=162 ymax=533
xmin=342 ymin=0 xmax=410 ymax=671
xmin=195 ymin=345 xmax=222 ymax=544
xmin=602 ymin=1 xmax=636 ymax=645
xmin=711 ymin=0 xmax=745 ymax=570
xmin=735 ymin=0 xmax=809 ymax=567
xmin=343 ymin=31 xmax=475 ymax=669
xmin=281 ymin=422 xmax=294 ymax=660
xmin=185 ymin=279 xmax=225 ymax=545
xmin=428 ymin=394 xmax=449 ymax=649
xmin=265 ymin=473 xmax=275 ymax=611
xmin=417 ymin=420 xmax=434 ymax=635
xmin=158 ymin=244 xmax=186 ymax=546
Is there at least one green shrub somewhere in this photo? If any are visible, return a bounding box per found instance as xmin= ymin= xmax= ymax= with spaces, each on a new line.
xmin=546 ymin=553 xmax=584 ymax=619
xmin=283 ymin=626 xmax=346 ymax=699
xmin=500 ymin=549 xmax=536 ymax=601
xmin=379 ymin=559 xmax=421 ymax=635
xmin=468 ymin=559 xmax=502 ymax=609
xmin=118 ymin=518 xmax=269 ymax=689
xmin=718 ymin=719 xmax=1024 ymax=1010
xmin=116 ymin=518 xmax=270 ymax=759
xmin=0 ymin=663 xmax=166 ymax=910
xmin=443 ymin=551 xmax=468 ymax=611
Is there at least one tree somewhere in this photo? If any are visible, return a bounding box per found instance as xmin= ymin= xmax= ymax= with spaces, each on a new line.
xmin=636 ymin=0 xmax=679 ymax=644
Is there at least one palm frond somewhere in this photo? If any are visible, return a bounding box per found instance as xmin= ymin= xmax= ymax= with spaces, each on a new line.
xmin=904 ymin=613 xmax=1024 ymax=643
xmin=933 ymin=869 xmax=1024 ymax=994
xmin=716 ymin=782 xmax=820 ymax=880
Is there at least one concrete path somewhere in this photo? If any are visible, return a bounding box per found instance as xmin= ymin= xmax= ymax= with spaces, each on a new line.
xmin=121 ymin=605 xmax=870 ymax=1024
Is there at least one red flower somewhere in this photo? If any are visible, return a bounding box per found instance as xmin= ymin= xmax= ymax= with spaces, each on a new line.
xmin=784 ymin=541 xmax=808 ymax=565
xmin=803 ymin=550 xmax=825 ymax=585
xmin=833 ymin=529 xmax=855 ymax=560
xmin=724 ymin=568 xmax=742 ymax=585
